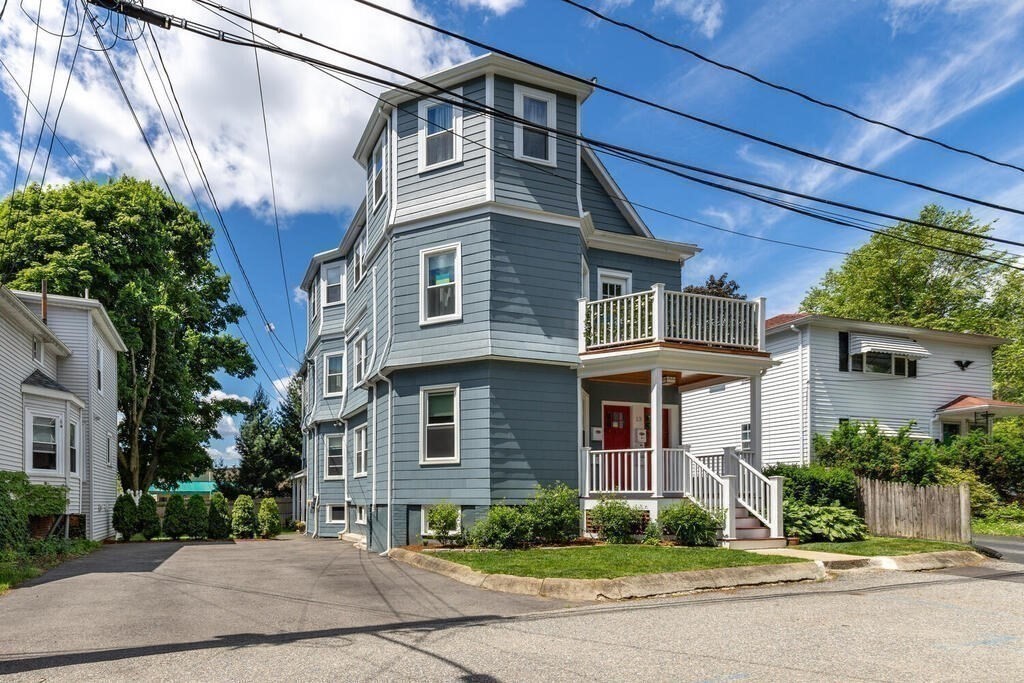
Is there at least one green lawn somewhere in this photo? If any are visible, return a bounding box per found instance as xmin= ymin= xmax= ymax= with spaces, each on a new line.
xmin=798 ymin=536 xmax=969 ymax=556
xmin=0 ymin=539 xmax=101 ymax=594
xmin=973 ymin=518 xmax=1024 ymax=537
xmin=431 ymin=545 xmax=802 ymax=580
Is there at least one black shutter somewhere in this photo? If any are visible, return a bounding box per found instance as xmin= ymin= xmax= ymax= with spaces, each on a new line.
xmin=908 ymin=359 xmax=917 ymax=378
xmin=838 ymin=332 xmax=849 ymax=372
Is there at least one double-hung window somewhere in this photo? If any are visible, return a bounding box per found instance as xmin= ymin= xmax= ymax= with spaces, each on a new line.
xmin=309 ymin=278 xmax=319 ymax=323
xmin=324 ymin=353 xmax=345 ymax=396
xmin=418 ymin=93 xmax=462 ymax=172
xmin=30 ymin=415 xmax=58 ymax=471
xmin=420 ymin=385 xmax=459 ymax=464
xmin=354 ymin=425 xmax=368 ymax=476
xmin=740 ymin=423 xmax=751 ymax=451
xmin=69 ymin=421 xmax=78 ymax=474
xmin=324 ymin=263 xmax=344 ymax=305
xmin=325 ymin=434 xmax=345 ymax=479
xmin=352 ymin=233 xmax=366 ymax=286
xmin=32 ymin=339 xmax=43 ymax=365
xmin=352 ymin=334 xmax=367 ymax=384
xmin=514 ymin=84 xmax=557 ymax=166
xmin=356 ymin=505 xmax=367 ymax=525
xmin=597 ymin=269 xmax=631 ymax=299
xmin=368 ymin=130 xmax=386 ymax=210
xmin=419 ymin=243 xmax=461 ymax=325
xmin=96 ymin=345 xmax=104 ymax=393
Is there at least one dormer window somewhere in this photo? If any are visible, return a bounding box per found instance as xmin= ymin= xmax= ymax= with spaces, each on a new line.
xmin=368 ymin=130 xmax=387 ymax=210
xmin=418 ymin=93 xmax=462 ymax=172
xmin=514 ymin=84 xmax=557 ymax=166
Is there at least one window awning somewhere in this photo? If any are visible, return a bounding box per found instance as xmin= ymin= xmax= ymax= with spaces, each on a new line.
xmin=849 ymin=333 xmax=931 ymax=359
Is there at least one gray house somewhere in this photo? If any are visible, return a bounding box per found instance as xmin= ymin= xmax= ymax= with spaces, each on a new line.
xmin=295 ymin=54 xmax=784 ymax=551
xmin=0 ymin=287 xmax=126 ymax=540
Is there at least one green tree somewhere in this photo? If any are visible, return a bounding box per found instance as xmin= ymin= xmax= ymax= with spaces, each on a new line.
xmin=112 ymin=493 xmax=138 ymax=541
xmin=231 ymin=494 xmax=256 ymax=538
xmin=185 ymin=495 xmax=208 ymax=539
xmin=207 ymin=492 xmax=231 ymax=540
xmin=0 ymin=178 xmax=255 ymax=493
xmin=683 ymin=272 xmax=745 ymax=299
xmin=162 ymin=494 xmax=187 ymax=539
xmin=801 ymin=205 xmax=1022 ymax=400
xmin=257 ymin=498 xmax=282 ymax=538
xmin=136 ymin=495 xmax=162 ymax=540
xmin=277 ymin=376 xmax=304 ymax=470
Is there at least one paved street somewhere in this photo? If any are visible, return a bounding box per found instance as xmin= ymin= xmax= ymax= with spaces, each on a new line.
xmin=976 ymin=534 xmax=1024 ymax=565
xmin=1 ymin=535 xmax=1023 ymax=681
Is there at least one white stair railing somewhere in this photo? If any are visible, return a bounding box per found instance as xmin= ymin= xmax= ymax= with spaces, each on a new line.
xmin=725 ymin=448 xmax=784 ymax=538
xmin=685 ymin=451 xmax=736 ymax=539
xmin=663 ymin=448 xmax=689 ymax=494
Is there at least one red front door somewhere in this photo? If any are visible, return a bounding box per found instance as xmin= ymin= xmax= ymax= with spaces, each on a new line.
xmin=643 ymin=408 xmax=671 ymax=448
xmin=603 ymin=404 xmax=631 ymax=450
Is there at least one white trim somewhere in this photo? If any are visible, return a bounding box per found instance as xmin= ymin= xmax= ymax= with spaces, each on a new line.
xmin=352 ymin=333 xmax=368 ymax=385
xmin=419 ymin=242 xmax=463 ymax=326
xmin=581 ymin=212 xmax=697 ymax=263
xmin=580 ymin=145 xmax=654 ymax=238
xmin=575 ymin=93 xmax=583 ymax=217
xmin=388 ymin=107 xmax=399 ymax=225
xmin=417 ymin=87 xmax=464 ymax=173
xmin=353 ymin=424 xmax=368 ymax=477
xmin=393 ymin=201 xmax=582 ymax=234
xmin=322 ymin=261 xmax=345 ymax=307
xmin=513 ymin=83 xmax=557 ymax=167
xmin=581 ymin=256 xmax=590 ymax=300
xmin=323 ymin=351 xmax=346 ymax=397
xmin=485 ymin=74 xmax=495 ymax=202
xmin=68 ymin=418 xmax=79 ymax=476
xmin=597 ymin=268 xmax=632 ymax=298
xmin=326 ymin=504 xmax=347 ymax=524
xmin=32 ymin=338 xmax=44 ymax=366
xmin=419 ymin=384 xmax=460 ymax=465
xmin=596 ymin=399 xmax=680 ymax=449
xmin=24 ymin=407 xmax=63 ymax=475
xmin=370 ymin=128 xmax=388 ymax=212
xmin=324 ymin=433 xmax=346 ymax=480
xmin=107 ymin=432 xmax=114 ymax=467
xmin=21 ymin=383 xmax=85 ymax=409
xmin=355 ymin=504 xmax=367 ymax=525
xmin=421 ymin=504 xmax=462 ymax=537
xmin=96 ymin=342 xmax=104 ymax=395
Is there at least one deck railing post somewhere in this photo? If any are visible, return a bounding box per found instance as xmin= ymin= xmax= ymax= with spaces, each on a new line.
xmin=652 ymin=283 xmax=666 ymax=342
xmin=768 ymin=475 xmax=785 ymax=538
xmin=650 ymin=367 xmax=663 ymax=498
xmin=577 ymin=298 xmax=588 ymax=353
xmin=580 ymin=447 xmax=591 ymax=498
xmin=722 ymin=475 xmax=737 ymax=539
xmin=722 ymin=446 xmax=738 ymax=479
xmin=756 ymin=296 xmax=767 ymax=352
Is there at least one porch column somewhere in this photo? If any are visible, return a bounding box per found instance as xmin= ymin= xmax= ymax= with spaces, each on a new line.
xmin=749 ymin=372 xmax=763 ymax=470
xmin=651 ymin=367 xmax=663 ymax=498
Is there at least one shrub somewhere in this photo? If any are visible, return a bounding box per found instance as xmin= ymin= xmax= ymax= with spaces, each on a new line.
xmin=162 ymin=495 xmax=187 ymax=539
xmin=783 ymin=500 xmax=867 ymax=542
xmin=257 ymin=498 xmax=282 ymax=539
xmin=982 ymin=502 xmax=1024 ymax=523
xmin=0 ymin=485 xmax=28 ymax=551
xmin=185 ymin=495 xmax=208 ymax=539
xmin=763 ymin=463 xmax=858 ymax=510
xmin=937 ymin=429 xmax=1024 ymax=500
xmin=0 ymin=472 xmax=67 ymax=549
xmin=935 ymin=465 xmax=1000 ymax=517
xmin=112 ymin=494 xmax=138 ymax=541
xmin=231 ymin=495 xmax=256 ymax=538
xmin=207 ymin=492 xmax=231 ymax=539
xmin=588 ymin=498 xmax=644 ymax=544
xmin=136 ymin=495 xmax=162 ymax=540
xmin=426 ymin=502 xmax=461 ymax=546
xmin=641 ymin=520 xmax=662 ymax=546
xmin=524 ymin=482 xmax=580 ymax=544
xmin=814 ymin=420 xmax=939 ymax=485
xmin=295 ymin=520 xmax=306 ymax=534
xmin=470 ymin=505 xmax=532 ymax=549
xmin=658 ymin=501 xmax=721 ymax=547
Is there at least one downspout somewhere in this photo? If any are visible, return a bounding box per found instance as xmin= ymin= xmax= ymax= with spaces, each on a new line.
xmin=790 ymin=324 xmax=808 ymax=466
xmin=341 ymin=416 xmax=349 ymax=533
xmin=375 ymin=240 xmax=395 ymax=556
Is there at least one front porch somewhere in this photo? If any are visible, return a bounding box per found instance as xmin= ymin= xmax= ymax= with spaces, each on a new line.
xmin=575 ymin=287 xmax=785 ymax=548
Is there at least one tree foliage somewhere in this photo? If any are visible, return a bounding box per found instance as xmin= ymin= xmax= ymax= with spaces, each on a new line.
xmin=162 ymin=495 xmax=187 ymax=539
xmin=231 ymin=494 xmax=256 ymax=538
xmin=683 ymin=272 xmax=745 ymax=299
xmin=185 ymin=495 xmax=208 ymax=539
xmin=207 ymin=492 xmax=231 ymax=540
xmin=112 ymin=494 xmax=138 ymax=541
xmin=136 ymin=495 xmax=162 ymax=540
xmin=800 ymin=204 xmax=1022 ymax=400
xmin=257 ymin=498 xmax=282 ymax=539
xmin=0 ymin=178 xmax=255 ymax=492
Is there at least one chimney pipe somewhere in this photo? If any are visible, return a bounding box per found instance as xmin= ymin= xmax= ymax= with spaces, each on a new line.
xmin=41 ymin=279 xmax=48 ymax=325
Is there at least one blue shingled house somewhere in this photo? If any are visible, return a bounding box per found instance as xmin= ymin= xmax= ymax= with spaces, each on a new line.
xmin=291 ymin=53 xmax=784 ymax=552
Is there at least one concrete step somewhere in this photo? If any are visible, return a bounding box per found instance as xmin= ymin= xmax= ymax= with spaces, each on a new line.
xmin=735 ymin=526 xmax=771 ymax=540
xmin=721 ymin=537 xmax=788 ymax=551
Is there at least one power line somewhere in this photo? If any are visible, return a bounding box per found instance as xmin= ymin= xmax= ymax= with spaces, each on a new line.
xmin=39 ymin=9 xmax=84 ymax=184
xmin=559 ymin=0 xmax=1024 ymax=178
xmin=25 ymin=0 xmax=73 ymax=182
xmin=345 ymin=0 xmax=1024 ymax=218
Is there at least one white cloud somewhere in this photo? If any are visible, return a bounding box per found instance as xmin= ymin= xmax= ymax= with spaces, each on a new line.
xmin=206 ymin=444 xmax=240 ymax=465
xmin=653 ymin=0 xmax=724 ymax=39
xmin=216 ymin=415 xmax=241 ymax=439
xmin=0 ymin=0 xmax=470 ymax=214
xmin=272 ymin=375 xmax=293 ymax=397
xmin=204 ymin=389 xmax=252 ymax=404
xmin=455 ymin=0 xmax=525 ymax=15
xmin=292 ymin=285 xmax=308 ymax=304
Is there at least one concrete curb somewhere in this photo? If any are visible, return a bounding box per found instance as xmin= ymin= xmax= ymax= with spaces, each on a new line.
xmin=867 ymin=550 xmax=987 ymax=571
xmin=387 ymin=548 xmax=827 ymax=601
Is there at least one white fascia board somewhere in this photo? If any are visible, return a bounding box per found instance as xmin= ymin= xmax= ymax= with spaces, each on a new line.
xmin=580 ymin=145 xmax=653 ymax=238
xmin=768 ymin=315 xmax=1007 ymax=347
xmin=581 ymin=212 xmax=698 ymax=263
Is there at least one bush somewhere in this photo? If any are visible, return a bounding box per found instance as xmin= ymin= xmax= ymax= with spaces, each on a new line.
xmin=588 ymin=498 xmax=644 ymax=544
xmin=295 ymin=520 xmax=306 ymax=534
xmin=231 ymin=495 xmax=256 ymax=538
xmin=658 ymin=501 xmax=721 ymax=547
xmin=257 ymin=498 xmax=282 ymax=539
xmin=426 ymin=502 xmax=461 ymax=546
xmin=207 ymin=492 xmax=231 ymax=539
xmin=112 ymin=494 xmax=138 ymax=541
xmin=935 ymin=465 xmax=1000 ymax=517
xmin=185 ymin=495 xmax=208 ymax=539
xmin=0 ymin=472 xmax=67 ymax=550
xmin=783 ymin=500 xmax=867 ymax=542
xmin=136 ymin=495 xmax=162 ymax=540
xmin=937 ymin=429 xmax=1024 ymax=500
xmin=982 ymin=502 xmax=1024 ymax=523
xmin=524 ymin=482 xmax=580 ymax=545
xmin=0 ymin=485 xmax=28 ymax=551
xmin=763 ymin=463 xmax=858 ymax=510
xmin=470 ymin=505 xmax=532 ymax=549
xmin=814 ymin=420 xmax=939 ymax=485
xmin=641 ymin=520 xmax=662 ymax=546
xmin=162 ymin=495 xmax=187 ymax=539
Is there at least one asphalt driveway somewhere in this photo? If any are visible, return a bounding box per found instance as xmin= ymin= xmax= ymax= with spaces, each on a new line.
xmin=976 ymin=535 xmax=1024 ymax=565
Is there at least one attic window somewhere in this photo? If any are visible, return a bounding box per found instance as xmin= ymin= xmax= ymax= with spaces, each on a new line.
xmin=514 ymin=84 xmax=556 ymax=166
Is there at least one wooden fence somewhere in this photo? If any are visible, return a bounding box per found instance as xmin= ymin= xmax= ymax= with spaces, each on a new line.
xmin=857 ymin=478 xmax=972 ymax=544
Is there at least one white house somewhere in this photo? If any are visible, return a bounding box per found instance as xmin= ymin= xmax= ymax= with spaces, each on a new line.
xmin=681 ymin=313 xmax=1024 ymax=467
xmin=0 ymin=287 xmax=126 ymax=540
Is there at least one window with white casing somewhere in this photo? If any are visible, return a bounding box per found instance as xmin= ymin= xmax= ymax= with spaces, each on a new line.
xmin=96 ymin=344 xmax=103 ymax=393
xmin=309 ymin=277 xmax=318 ymax=322
xmin=69 ymin=421 xmax=78 ymax=474
xmin=597 ymin=269 xmax=631 ymax=299
xmin=422 ymin=504 xmax=461 ymax=537
xmin=514 ymin=84 xmax=557 ymax=166
xmin=356 ymin=505 xmax=367 ymax=525
xmin=325 ymin=434 xmax=345 ymax=479
xmin=368 ymin=130 xmax=386 ymax=210
xmin=740 ymin=423 xmax=751 ymax=451
xmin=420 ymin=243 xmax=461 ymax=325
xmin=352 ymin=232 xmax=366 ymax=286
xmin=107 ymin=433 xmax=113 ymax=466
xmin=324 ymin=262 xmax=343 ymax=306
xmin=420 ymin=385 xmax=459 ymax=464
xmin=32 ymin=339 xmax=43 ymax=365
xmin=29 ymin=413 xmax=59 ymax=472
xmin=354 ymin=425 xmax=367 ymax=476
xmin=324 ymin=353 xmax=345 ymax=397
xmin=418 ymin=93 xmax=462 ymax=172
xmin=850 ymin=351 xmax=915 ymax=377
xmin=352 ymin=334 xmax=367 ymax=385
xmin=327 ymin=505 xmax=346 ymax=524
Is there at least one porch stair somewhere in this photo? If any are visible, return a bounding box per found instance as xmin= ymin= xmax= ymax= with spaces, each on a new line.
xmin=721 ymin=507 xmax=787 ymax=550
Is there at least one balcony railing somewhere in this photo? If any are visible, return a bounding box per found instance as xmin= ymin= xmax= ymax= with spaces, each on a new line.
xmin=579 ymin=284 xmax=765 ymax=353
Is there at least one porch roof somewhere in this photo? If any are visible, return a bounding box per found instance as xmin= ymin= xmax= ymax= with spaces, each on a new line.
xmin=935 ymin=395 xmax=1024 ymax=418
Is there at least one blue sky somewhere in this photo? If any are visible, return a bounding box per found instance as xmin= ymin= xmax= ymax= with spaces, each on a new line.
xmin=3 ymin=0 xmax=1024 ymax=463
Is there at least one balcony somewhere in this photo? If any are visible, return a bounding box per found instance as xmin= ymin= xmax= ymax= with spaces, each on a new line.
xmin=578 ymin=284 xmax=765 ymax=354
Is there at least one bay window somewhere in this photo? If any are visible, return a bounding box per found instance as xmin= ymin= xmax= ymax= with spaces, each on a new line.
xmin=30 ymin=415 xmax=58 ymax=471
xmin=324 ymin=353 xmax=345 ymax=396
xmin=419 ymin=243 xmax=461 ymax=325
